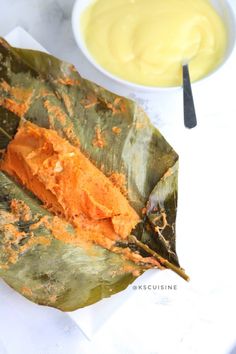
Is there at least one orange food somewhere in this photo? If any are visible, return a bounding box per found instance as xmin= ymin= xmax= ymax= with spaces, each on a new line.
xmin=1 ymin=122 xmax=140 ymax=248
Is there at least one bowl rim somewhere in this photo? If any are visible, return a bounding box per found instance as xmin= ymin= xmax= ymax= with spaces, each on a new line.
xmin=72 ymin=0 xmax=236 ymax=93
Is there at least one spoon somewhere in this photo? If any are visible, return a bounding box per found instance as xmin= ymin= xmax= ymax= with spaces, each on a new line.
xmin=182 ymin=63 xmax=197 ymax=129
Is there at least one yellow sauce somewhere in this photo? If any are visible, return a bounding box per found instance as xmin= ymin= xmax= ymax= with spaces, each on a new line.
xmin=81 ymin=0 xmax=227 ymax=87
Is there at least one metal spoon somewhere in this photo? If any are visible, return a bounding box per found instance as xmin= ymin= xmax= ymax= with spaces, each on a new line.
xmin=182 ymin=63 xmax=197 ymax=129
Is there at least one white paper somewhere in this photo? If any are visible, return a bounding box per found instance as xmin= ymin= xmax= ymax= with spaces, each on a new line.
xmin=5 ymin=26 xmax=48 ymax=52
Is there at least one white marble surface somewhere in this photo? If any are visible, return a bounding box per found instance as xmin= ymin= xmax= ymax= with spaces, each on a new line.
xmin=1 ymin=1 xmax=236 ymax=354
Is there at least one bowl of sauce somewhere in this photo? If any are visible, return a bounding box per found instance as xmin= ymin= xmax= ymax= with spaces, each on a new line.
xmin=72 ymin=0 xmax=236 ymax=91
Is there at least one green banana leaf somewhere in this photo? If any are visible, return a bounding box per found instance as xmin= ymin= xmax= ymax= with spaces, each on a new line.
xmin=0 ymin=38 xmax=187 ymax=311
xmin=0 ymin=172 xmax=142 ymax=311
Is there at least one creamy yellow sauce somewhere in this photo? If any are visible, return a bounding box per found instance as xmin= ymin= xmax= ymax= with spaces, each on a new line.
xmin=81 ymin=0 xmax=227 ymax=87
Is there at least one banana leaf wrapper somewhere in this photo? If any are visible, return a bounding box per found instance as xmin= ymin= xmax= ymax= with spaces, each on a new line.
xmin=0 ymin=38 xmax=185 ymax=311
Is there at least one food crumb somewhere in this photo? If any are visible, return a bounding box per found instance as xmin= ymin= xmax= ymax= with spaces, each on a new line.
xmin=109 ymin=172 xmax=128 ymax=196
xmin=21 ymin=286 xmax=33 ymax=297
xmin=10 ymin=199 xmax=32 ymax=221
xmin=135 ymin=122 xmax=146 ymax=129
xmin=141 ymin=207 xmax=147 ymax=215
xmin=112 ymin=126 xmax=121 ymax=135
xmin=63 ymin=124 xmax=80 ymax=148
xmin=92 ymin=127 xmax=106 ymax=148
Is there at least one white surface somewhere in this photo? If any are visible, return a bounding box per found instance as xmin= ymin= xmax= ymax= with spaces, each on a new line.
xmin=0 ymin=1 xmax=236 ymax=353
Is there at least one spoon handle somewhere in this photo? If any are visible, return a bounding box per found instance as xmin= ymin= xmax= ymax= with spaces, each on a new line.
xmin=183 ymin=64 xmax=197 ymax=129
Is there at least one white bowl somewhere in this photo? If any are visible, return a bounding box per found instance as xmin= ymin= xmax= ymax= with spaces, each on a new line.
xmin=72 ymin=0 xmax=236 ymax=94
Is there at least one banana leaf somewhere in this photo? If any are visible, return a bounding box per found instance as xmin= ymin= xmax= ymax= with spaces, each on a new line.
xmin=0 ymin=38 xmax=188 ymax=311
xmin=0 ymin=171 xmax=143 ymax=311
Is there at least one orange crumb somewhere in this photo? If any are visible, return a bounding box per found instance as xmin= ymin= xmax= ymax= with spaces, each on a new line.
xmin=92 ymin=127 xmax=106 ymax=148
xmin=112 ymin=126 xmax=121 ymax=135
xmin=109 ymin=172 xmax=128 ymax=196
xmin=10 ymin=199 xmax=32 ymax=221
xmin=21 ymin=286 xmax=33 ymax=297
